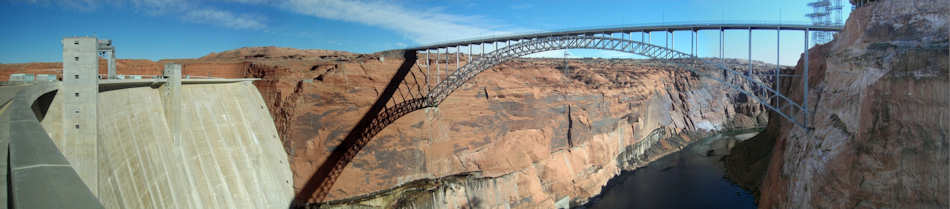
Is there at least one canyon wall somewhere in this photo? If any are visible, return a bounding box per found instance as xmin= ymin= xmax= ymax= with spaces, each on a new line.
xmin=729 ymin=0 xmax=949 ymax=208
xmin=244 ymin=52 xmax=771 ymax=208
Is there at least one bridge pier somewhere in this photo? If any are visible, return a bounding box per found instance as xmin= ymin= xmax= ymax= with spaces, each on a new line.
xmin=427 ymin=50 xmax=432 ymax=90
xmin=689 ymin=30 xmax=696 ymax=56
xmin=803 ymin=28 xmax=809 ymax=128
xmin=719 ymin=28 xmax=724 ymax=63
xmin=665 ymin=31 xmax=669 ymax=48
xmin=776 ymin=28 xmax=781 ymax=105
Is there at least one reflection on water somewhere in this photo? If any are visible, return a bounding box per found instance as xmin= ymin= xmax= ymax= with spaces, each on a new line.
xmin=583 ymin=134 xmax=757 ymax=209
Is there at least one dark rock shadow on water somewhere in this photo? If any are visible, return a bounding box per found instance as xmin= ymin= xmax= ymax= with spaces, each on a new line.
xmin=579 ymin=135 xmax=757 ymax=209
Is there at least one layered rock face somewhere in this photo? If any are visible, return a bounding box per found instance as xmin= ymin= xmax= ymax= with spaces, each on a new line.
xmin=738 ymin=0 xmax=949 ymax=208
xmin=248 ymin=52 xmax=771 ymax=208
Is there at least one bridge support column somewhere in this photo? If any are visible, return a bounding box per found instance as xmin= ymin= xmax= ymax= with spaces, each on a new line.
xmin=803 ymin=28 xmax=809 ymax=128
xmin=444 ymin=48 xmax=448 ymax=79
xmin=432 ymin=49 xmax=442 ymax=84
xmin=61 ymin=37 xmax=100 ymax=196
xmin=719 ymin=28 xmax=724 ymax=63
xmin=648 ymin=31 xmax=652 ymax=45
xmin=425 ymin=50 xmax=430 ymax=89
xmin=665 ymin=31 xmax=669 ymax=48
xmin=670 ymin=30 xmax=674 ymax=50
xmin=776 ymin=28 xmax=781 ymax=104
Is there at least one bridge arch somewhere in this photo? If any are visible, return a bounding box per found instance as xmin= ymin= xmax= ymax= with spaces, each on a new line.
xmin=425 ymin=35 xmax=804 ymax=126
xmin=297 ymin=34 xmax=807 ymax=205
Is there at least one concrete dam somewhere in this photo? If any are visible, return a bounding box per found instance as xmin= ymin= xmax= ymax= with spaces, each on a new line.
xmin=1 ymin=38 xmax=294 ymax=208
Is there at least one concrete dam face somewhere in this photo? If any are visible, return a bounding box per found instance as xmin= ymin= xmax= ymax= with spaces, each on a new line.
xmin=38 ymin=81 xmax=294 ymax=208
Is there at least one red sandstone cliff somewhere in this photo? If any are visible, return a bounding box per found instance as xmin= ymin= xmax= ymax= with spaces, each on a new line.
xmin=729 ymin=0 xmax=948 ymax=208
xmin=239 ymin=53 xmax=771 ymax=208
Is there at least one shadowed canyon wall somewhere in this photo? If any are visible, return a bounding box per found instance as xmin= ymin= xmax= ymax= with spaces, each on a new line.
xmin=727 ymin=0 xmax=949 ymax=208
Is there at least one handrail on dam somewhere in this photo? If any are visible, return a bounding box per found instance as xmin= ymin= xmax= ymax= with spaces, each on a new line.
xmin=0 ymin=82 xmax=105 ymax=209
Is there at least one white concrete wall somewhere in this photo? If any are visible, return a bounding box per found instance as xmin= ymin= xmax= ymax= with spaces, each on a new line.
xmin=41 ymin=81 xmax=293 ymax=209
xmin=61 ymin=37 xmax=99 ymax=195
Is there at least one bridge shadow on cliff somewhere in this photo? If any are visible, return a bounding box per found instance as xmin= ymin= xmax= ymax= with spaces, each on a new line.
xmin=291 ymin=50 xmax=423 ymax=208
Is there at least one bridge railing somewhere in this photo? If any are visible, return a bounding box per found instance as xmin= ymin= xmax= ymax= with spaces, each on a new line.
xmin=408 ymin=20 xmax=842 ymax=50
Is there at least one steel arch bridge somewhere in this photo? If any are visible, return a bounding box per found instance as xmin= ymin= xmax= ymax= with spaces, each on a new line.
xmin=293 ymin=23 xmax=842 ymax=206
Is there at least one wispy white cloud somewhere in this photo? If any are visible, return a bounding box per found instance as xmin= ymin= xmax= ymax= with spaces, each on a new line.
xmin=510 ymin=3 xmax=533 ymax=10
xmin=19 ymin=0 xmax=103 ymax=11
xmin=21 ymin=0 xmax=266 ymax=30
xmin=21 ymin=0 xmax=521 ymax=44
xmin=128 ymin=0 xmax=188 ymax=14
xmin=281 ymin=0 xmax=519 ymax=45
xmin=184 ymin=8 xmax=266 ymax=30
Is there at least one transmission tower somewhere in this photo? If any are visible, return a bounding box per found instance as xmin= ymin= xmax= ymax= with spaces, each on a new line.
xmin=806 ymin=0 xmax=843 ymax=44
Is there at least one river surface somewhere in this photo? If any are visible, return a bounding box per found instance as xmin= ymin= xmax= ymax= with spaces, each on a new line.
xmin=583 ymin=133 xmax=758 ymax=209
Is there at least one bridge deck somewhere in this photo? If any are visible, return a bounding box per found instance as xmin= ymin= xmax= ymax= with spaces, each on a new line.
xmin=410 ymin=23 xmax=842 ymax=50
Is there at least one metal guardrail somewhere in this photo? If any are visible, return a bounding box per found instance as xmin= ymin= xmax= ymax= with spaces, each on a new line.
xmin=408 ymin=21 xmax=844 ymax=50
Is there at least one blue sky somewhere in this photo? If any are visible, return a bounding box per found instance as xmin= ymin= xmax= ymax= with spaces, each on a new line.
xmin=0 ymin=0 xmax=850 ymax=65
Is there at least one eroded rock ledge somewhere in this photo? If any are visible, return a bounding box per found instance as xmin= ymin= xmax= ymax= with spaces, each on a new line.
xmin=725 ymin=0 xmax=949 ymax=208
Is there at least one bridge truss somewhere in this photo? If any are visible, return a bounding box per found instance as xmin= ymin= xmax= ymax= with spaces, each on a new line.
xmin=293 ymin=23 xmax=842 ymax=206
